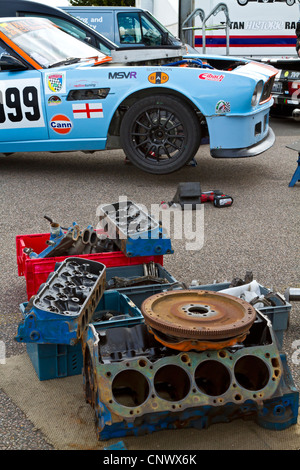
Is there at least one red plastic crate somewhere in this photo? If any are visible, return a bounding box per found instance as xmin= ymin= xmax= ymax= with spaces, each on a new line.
xmin=16 ymin=232 xmax=164 ymax=300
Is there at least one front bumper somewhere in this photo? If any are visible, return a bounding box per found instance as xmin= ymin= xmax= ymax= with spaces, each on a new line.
xmin=211 ymin=127 xmax=275 ymax=158
xmin=207 ymin=103 xmax=274 ymax=158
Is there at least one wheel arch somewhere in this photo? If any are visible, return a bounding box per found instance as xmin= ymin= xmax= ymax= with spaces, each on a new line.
xmin=115 ymin=89 xmax=204 ymax=174
xmin=107 ymin=87 xmax=206 ymax=140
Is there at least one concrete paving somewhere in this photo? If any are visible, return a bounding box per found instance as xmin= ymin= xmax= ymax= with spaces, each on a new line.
xmin=0 ymin=115 xmax=299 ymax=450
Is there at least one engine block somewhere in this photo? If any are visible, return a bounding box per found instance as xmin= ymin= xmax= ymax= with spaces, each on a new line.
xmin=82 ymin=311 xmax=299 ymax=440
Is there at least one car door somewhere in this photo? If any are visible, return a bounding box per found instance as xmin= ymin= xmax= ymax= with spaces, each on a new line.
xmin=41 ymin=66 xmax=112 ymax=146
xmin=0 ymin=42 xmax=47 ymax=143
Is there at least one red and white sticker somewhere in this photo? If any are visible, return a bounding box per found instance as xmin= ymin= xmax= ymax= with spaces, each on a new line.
xmin=50 ymin=114 xmax=72 ymax=134
xmin=72 ymin=103 xmax=103 ymax=119
xmin=199 ymin=73 xmax=225 ymax=82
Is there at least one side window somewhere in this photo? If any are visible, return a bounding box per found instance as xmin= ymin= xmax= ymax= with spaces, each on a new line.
xmin=22 ymin=13 xmax=90 ymax=42
xmin=117 ymin=13 xmax=142 ymax=44
xmin=0 ymin=40 xmax=11 ymax=57
xmin=95 ymin=39 xmax=111 ymax=56
xmin=140 ymin=14 xmax=163 ymax=46
xmin=0 ymin=40 xmax=27 ymax=72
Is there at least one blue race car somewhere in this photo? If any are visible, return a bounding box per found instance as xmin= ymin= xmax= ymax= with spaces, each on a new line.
xmin=0 ymin=17 xmax=277 ymax=174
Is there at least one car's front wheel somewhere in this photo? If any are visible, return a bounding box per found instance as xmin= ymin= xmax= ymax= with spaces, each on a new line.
xmin=120 ymin=95 xmax=201 ymax=174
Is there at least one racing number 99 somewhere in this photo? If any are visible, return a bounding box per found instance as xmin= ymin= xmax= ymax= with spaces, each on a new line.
xmin=0 ymin=86 xmax=40 ymax=123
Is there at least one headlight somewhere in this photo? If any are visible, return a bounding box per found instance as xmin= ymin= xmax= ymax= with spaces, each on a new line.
xmin=251 ymin=81 xmax=264 ymax=107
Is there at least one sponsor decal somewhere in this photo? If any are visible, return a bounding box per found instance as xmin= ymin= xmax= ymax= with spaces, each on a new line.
xmin=45 ymin=72 xmax=66 ymax=94
xmin=72 ymin=80 xmax=97 ymax=88
xmin=72 ymin=103 xmax=103 ymax=119
xmin=216 ymin=100 xmax=231 ymax=113
xmin=50 ymin=114 xmax=72 ymax=134
xmin=108 ymin=71 xmax=137 ymax=79
xmin=0 ymin=18 xmax=51 ymax=39
xmin=199 ymin=73 xmax=225 ymax=82
xmin=48 ymin=95 xmax=62 ymax=106
xmin=148 ymin=72 xmax=169 ymax=84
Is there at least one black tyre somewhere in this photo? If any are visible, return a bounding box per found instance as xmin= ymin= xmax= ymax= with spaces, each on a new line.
xmin=120 ymin=94 xmax=201 ymax=174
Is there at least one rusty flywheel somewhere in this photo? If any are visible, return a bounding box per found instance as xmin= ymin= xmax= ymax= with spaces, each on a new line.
xmin=141 ymin=290 xmax=257 ymax=344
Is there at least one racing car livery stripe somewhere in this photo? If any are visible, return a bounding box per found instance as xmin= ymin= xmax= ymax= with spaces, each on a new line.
xmin=195 ymin=35 xmax=296 ymax=47
xmin=0 ymin=32 xmax=42 ymax=69
xmin=93 ymin=56 xmax=113 ymax=65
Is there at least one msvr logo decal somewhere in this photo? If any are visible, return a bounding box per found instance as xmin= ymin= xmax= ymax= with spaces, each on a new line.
xmin=108 ymin=72 xmax=137 ymax=79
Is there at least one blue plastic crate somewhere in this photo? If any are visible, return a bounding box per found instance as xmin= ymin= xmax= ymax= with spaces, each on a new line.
xmin=189 ymin=282 xmax=291 ymax=348
xmin=104 ymin=263 xmax=179 ymax=308
xmin=110 ymin=284 xmax=175 ymax=309
xmin=105 ymin=263 xmax=176 ymax=287
xmin=26 ymin=342 xmax=83 ymax=381
xmin=92 ymin=290 xmax=143 ymax=328
xmin=25 ymin=290 xmax=143 ymax=380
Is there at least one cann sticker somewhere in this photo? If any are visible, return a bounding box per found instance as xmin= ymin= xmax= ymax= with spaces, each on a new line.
xmin=199 ymin=73 xmax=225 ymax=82
xmin=216 ymin=100 xmax=231 ymax=113
xmin=45 ymin=72 xmax=66 ymax=94
xmin=50 ymin=114 xmax=72 ymax=134
xmin=148 ymin=72 xmax=169 ymax=84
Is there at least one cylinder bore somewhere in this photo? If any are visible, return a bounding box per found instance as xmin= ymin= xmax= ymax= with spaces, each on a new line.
xmin=195 ymin=360 xmax=231 ymax=396
xmin=112 ymin=370 xmax=150 ymax=407
xmin=154 ymin=365 xmax=191 ymax=402
xmin=234 ymin=355 xmax=270 ymax=391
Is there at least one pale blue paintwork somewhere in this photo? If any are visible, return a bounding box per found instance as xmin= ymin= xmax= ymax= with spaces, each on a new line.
xmin=0 ymin=22 xmax=277 ymax=158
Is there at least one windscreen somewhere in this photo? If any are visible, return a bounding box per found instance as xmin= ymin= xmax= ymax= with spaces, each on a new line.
xmin=0 ymin=17 xmax=108 ymax=67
